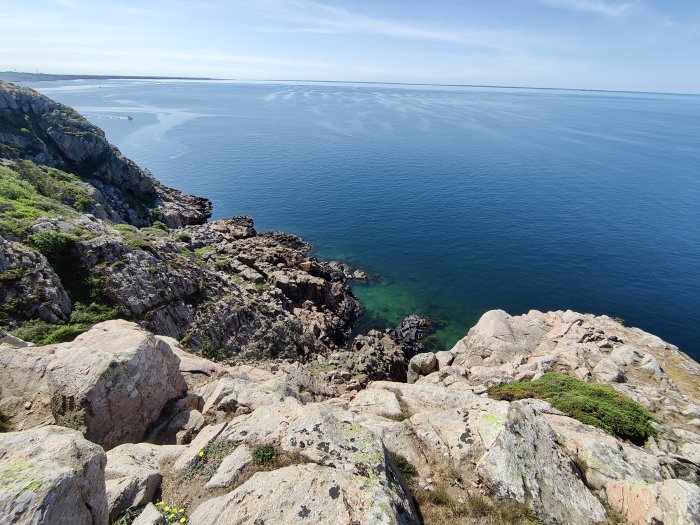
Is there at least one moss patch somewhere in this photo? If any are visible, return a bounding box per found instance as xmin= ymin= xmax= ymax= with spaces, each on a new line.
xmin=488 ymin=372 xmax=655 ymax=445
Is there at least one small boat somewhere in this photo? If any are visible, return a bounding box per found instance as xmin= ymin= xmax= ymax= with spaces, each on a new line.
xmin=127 ymin=115 xmax=133 ymax=121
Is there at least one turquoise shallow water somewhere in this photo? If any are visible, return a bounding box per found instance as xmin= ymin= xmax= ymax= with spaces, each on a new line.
xmin=25 ymin=80 xmax=700 ymax=359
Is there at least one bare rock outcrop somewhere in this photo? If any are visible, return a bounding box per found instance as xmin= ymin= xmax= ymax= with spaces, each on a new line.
xmin=0 ymin=426 xmax=108 ymax=525
xmin=188 ymin=463 xmax=414 ymax=525
xmin=402 ymin=309 xmax=700 ymax=525
xmin=105 ymin=443 xmax=183 ymax=521
xmin=0 ymin=320 xmax=187 ymax=449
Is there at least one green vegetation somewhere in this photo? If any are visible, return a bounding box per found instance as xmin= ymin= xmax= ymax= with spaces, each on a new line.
xmin=194 ymin=246 xmax=215 ymax=258
xmin=113 ymin=223 xmax=154 ymax=252
xmin=253 ymin=282 xmax=271 ymax=294
xmin=0 ymin=161 xmax=92 ymax=238
xmin=12 ymin=302 xmax=119 ymax=345
xmin=175 ymin=232 xmax=191 ymax=243
xmin=252 ymin=445 xmax=277 ymax=466
xmin=182 ymin=439 xmax=238 ymax=481
xmin=488 ymin=372 xmax=655 ymax=444
xmin=0 ymin=409 xmax=9 ymax=432
xmin=388 ymin=451 xmax=417 ymax=485
xmin=154 ymin=502 xmax=188 ymax=524
xmin=198 ymin=340 xmax=231 ymax=362
xmin=112 ymin=507 xmax=141 ymax=525
xmin=612 ymin=317 xmax=625 ymax=325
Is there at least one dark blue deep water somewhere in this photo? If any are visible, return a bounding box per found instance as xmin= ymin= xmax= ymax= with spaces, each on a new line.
xmin=26 ymin=80 xmax=700 ymax=359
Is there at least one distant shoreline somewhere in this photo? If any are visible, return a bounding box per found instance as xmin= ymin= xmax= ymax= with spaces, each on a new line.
xmin=2 ymin=71 xmax=697 ymax=97
xmin=0 ymin=72 xmax=215 ymax=82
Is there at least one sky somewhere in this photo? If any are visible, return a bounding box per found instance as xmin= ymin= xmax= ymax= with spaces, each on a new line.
xmin=1 ymin=0 xmax=699 ymax=92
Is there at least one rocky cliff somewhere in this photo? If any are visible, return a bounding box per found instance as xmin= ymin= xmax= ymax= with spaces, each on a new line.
xmin=1 ymin=82 xmax=699 ymax=525
xmin=0 ymin=80 xmax=211 ymax=227
xmin=1 ymin=81 xmax=409 ymax=364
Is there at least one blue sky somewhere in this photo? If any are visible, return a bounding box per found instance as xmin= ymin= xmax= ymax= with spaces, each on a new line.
xmin=2 ymin=0 xmax=699 ymax=92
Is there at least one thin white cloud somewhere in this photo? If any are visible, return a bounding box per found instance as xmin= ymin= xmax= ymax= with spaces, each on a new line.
xmin=537 ymin=0 xmax=642 ymax=17
xmin=252 ymin=0 xmax=571 ymax=54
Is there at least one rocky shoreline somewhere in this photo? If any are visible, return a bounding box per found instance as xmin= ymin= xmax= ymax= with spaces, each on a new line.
xmin=1 ymin=81 xmax=700 ymax=525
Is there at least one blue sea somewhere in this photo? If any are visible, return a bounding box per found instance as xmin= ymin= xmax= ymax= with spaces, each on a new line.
xmin=25 ymin=80 xmax=700 ymax=360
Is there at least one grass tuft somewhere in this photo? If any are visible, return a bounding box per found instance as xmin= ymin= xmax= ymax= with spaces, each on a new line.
xmin=388 ymin=451 xmax=417 ymax=485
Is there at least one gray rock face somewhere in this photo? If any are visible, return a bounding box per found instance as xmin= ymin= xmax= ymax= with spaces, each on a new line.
xmin=132 ymin=503 xmax=166 ymax=525
xmin=477 ymin=401 xmax=607 ymax=524
xmin=0 ymin=343 xmax=55 ymax=431
xmin=16 ymin=215 xmax=365 ymax=361
xmin=105 ymin=443 xmax=165 ymax=520
xmin=189 ymin=463 xmax=416 ymax=525
xmin=0 ymin=236 xmax=72 ymax=327
xmin=0 ymin=80 xmax=210 ymax=227
xmin=0 ymin=426 xmax=108 ymax=525
xmin=392 ymin=309 xmax=700 ymax=525
xmin=170 ymin=399 xmax=419 ymax=525
xmin=412 ymin=309 xmax=700 ymax=438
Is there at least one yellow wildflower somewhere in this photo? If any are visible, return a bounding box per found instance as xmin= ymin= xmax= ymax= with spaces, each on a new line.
xmin=180 ymin=519 xmax=186 ymax=523
xmin=164 ymin=506 xmax=170 ymax=511
xmin=156 ymin=501 xmax=164 ymax=506
xmin=199 ymin=451 xmax=205 ymax=457
xmin=179 ymin=508 xmax=185 ymax=513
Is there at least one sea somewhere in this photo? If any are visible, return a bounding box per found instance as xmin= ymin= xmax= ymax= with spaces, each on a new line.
xmin=23 ymin=79 xmax=700 ymax=360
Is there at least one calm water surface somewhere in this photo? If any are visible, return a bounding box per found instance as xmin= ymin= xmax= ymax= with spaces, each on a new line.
xmin=26 ymin=80 xmax=700 ymax=359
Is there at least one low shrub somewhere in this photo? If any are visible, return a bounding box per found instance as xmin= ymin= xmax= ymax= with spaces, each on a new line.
xmin=12 ymin=301 xmax=119 ymax=345
xmin=0 ymin=409 xmax=9 ymax=432
xmin=488 ymin=372 xmax=655 ymax=444
xmin=175 ymin=232 xmax=191 ymax=243
xmin=112 ymin=507 xmax=141 ymax=525
xmin=252 ymin=445 xmax=277 ymax=466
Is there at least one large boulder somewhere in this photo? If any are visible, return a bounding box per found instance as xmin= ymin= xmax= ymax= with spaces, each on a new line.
xmin=0 ymin=320 xmax=187 ymax=449
xmin=0 ymin=426 xmax=108 ymax=525
xmin=0 ymin=344 xmax=55 ymax=431
xmin=46 ymin=320 xmax=187 ymax=449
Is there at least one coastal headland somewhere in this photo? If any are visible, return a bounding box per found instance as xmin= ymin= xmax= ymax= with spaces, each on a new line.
xmin=1 ymin=81 xmax=699 ymax=525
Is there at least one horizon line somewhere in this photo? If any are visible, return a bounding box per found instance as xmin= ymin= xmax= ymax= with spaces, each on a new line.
xmin=2 ymin=71 xmax=698 ymax=97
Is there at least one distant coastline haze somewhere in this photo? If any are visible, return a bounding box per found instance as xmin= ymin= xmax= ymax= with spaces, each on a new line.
xmin=1 ymin=0 xmax=699 ymax=93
